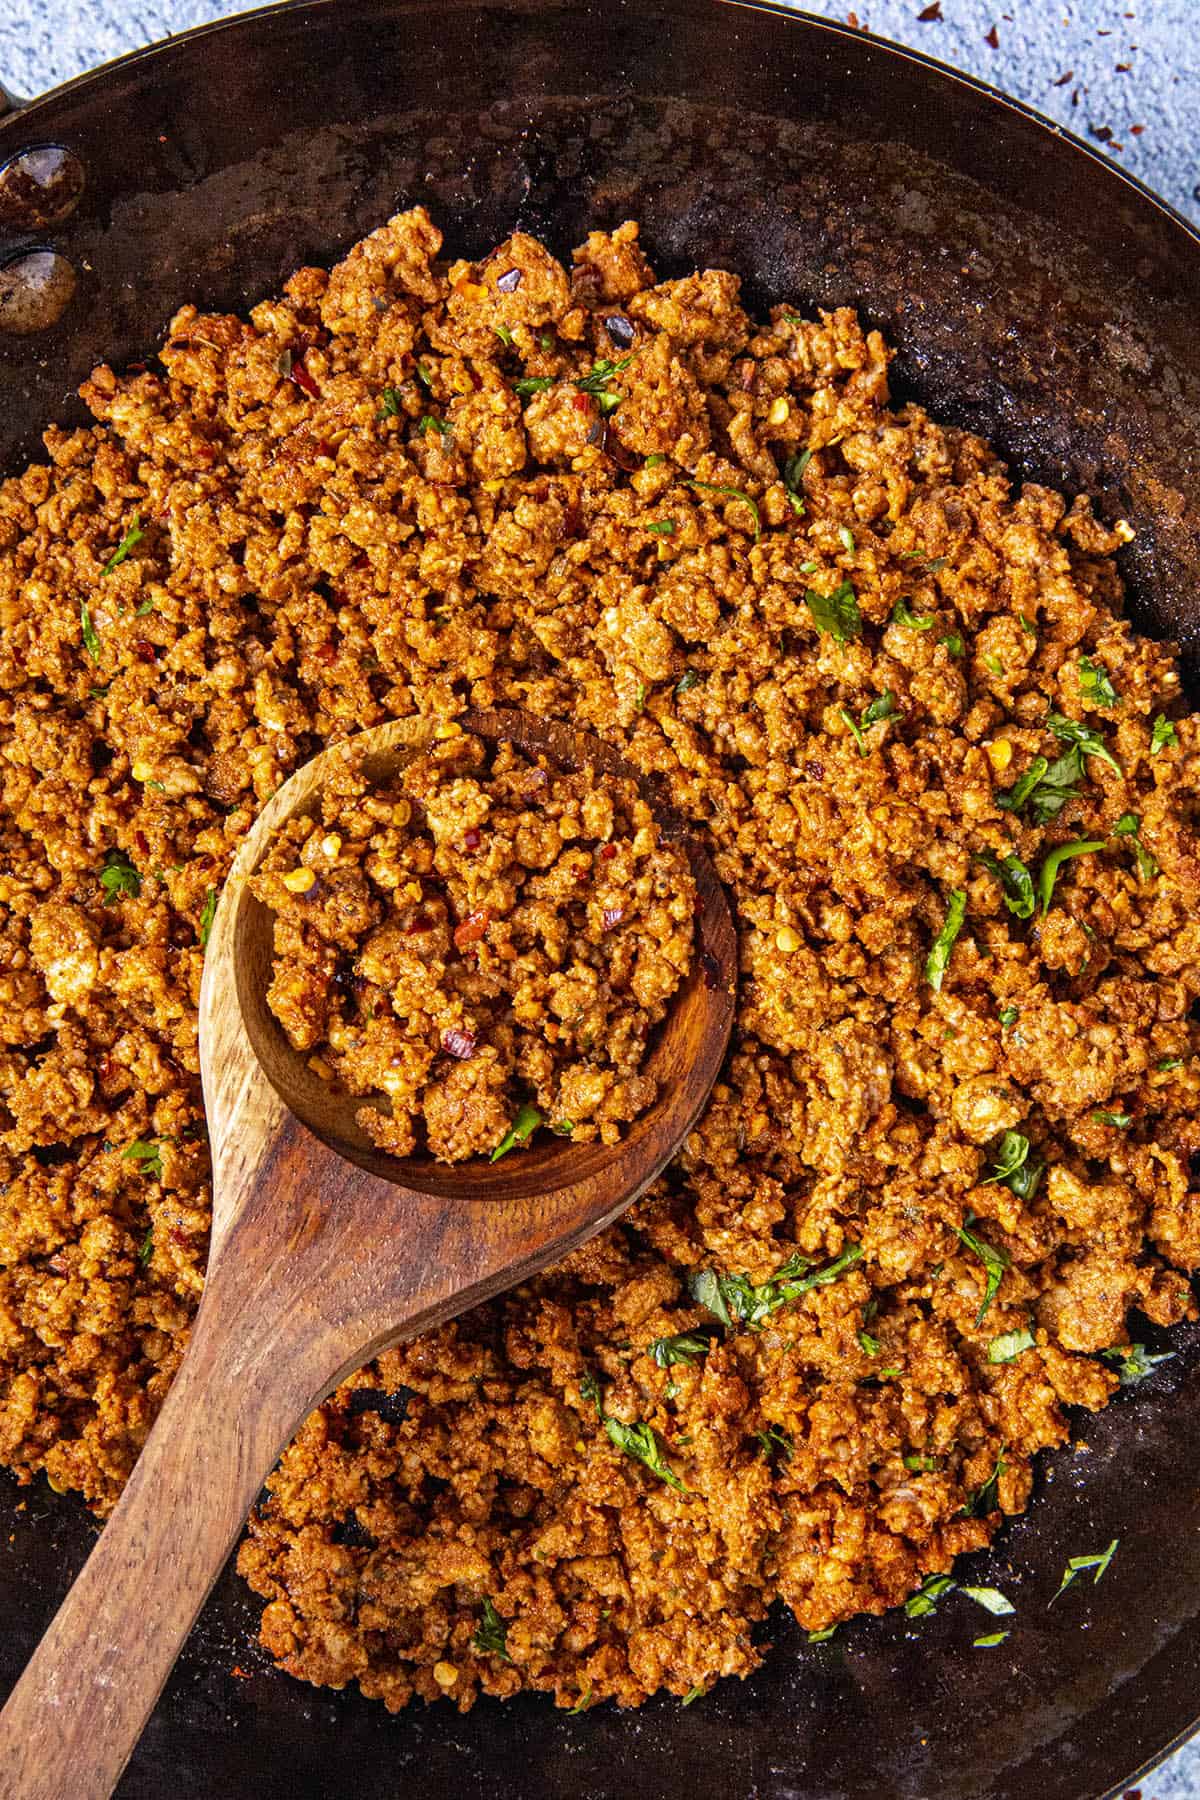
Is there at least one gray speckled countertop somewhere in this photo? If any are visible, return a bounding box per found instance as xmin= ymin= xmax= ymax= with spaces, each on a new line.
xmin=0 ymin=1 xmax=1197 ymax=1794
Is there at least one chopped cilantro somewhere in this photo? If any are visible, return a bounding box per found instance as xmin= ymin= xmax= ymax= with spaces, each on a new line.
xmin=1046 ymin=711 xmax=1122 ymax=777
xmin=81 ymin=602 xmax=101 ymax=661
xmin=1101 ymin=1343 xmax=1174 ymax=1384
xmin=996 ymin=748 xmax=1084 ymax=823
xmin=491 ymin=1102 xmax=544 ymax=1162
xmin=646 ymin=519 xmax=676 ymax=536
xmin=648 ymin=1331 xmax=712 ymax=1369
xmin=99 ymin=848 xmax=141 ymax=904
xmin=964 ymin=1445 xmax=1007 ymax=1516
xmin=415 ymin=361 xmax=434 ymax=389
xmin=858 ymin=1328 xmax=882 ymax=1356
xmin=135 ymin=599 xmax=155 ymax=617
xmin=988 ymin=1328 xmax=1035 ymax=1365
xmin=122 ymin=1138 xmax=163 ymax=1180
xmin=1151 ymin=714 xmax=1178 ymax=755
xmin=1112 ymin=811 xmax=1158 ymax=881
xmin=1156 ymin=1055 xmax=1184 ymax=1071
xmin=686 ymin=480 xmax=761 ymax=542
xmin=999 ymin=1005 xmax=1019 ymax=1028
xmin=688 ymin=1244 xmax=862 ymax=1332
xmin=977 ymin=850 xmax=1034 ymax=920
xmin=974 ymin=1632 xmax=1009 ymax=1648
xmin=418 ymin=414 xmax=449 ymax=436
xmin=681 ymin=1684 xmax=705 ymax=1706
xmin=960 ymin=1586 xmax=1015 ymax=1616
xmin=981 ymin=1130 xmax=1042 ymax=1201
xmin=377 ymin=387 xmax=403 ymax=418
xmin=198 ymin=886 xmax=217 ymax=950
xmin=675 ymin=669 xmax=703 ymax=695
xmin=138 ymin=1229 xmax=154 ymax=1265
xmin=781 ymin=448 xmax=812 ymax=514
xmin=579 ymin=1372 xmax=603 ymax=1415
xmin=983 ymin=654 xmax=1004 ymax=677
xmin=892 ymin=599 xmax=934 ymax=631
xmin=905 ymin=1574 xmax=954 ymax=1619
xmin=862 ymin=690 xmax=898 ymax=727
xmin=493 ymin=324 xmax=515 ymax=348
xmin=1038 ymin=837 xmax=1105 ymax=913
xmin=101 ymin=513 xmax=145 ymax=575
xmin=903 ymin=1453 xmax=937 ymax=1473
xmin=806 ymin=580 xmax=862 ymax=643
xmin=1091 ymin=1110 xmax=1132 ymax=1129
xmin=838 ymin=524 xmax=856 ymax=553
xmin=1049 ymin=1539 xmax=1118 ymax=1604
xmin=753 ymin=1424 xmax=794 ymax=1462
xmin=839 ymin=707 xmax=866 ymax=755
xmin=604 ymin=1418 xmax=687 ymax=1491
xmin=956 ymin=1214 xmax=1009 ymax=1325
xmin=1078 ymin=654 xmax=1119 ymax=707
xmin=808 ymin=1626 xmax=837 ymax=1644
xmin=471 ymin=1598 xmax=512 ymax=1662
xmin=924 ymin=888 xmax=966 ymax=992
xmin=940 ymin=632 xmax=964 ymax=657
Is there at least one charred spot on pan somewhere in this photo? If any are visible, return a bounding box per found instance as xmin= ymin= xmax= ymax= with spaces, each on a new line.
xmin=346 ymin=1386 xmax=414 ymax=1423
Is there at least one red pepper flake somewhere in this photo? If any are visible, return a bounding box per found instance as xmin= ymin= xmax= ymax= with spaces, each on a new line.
xmin=574 ymin=865 xmax=590 ymax=883
xmin=406 ymin=908 xmax=433 ymax=935
xmin=133 ymin=640 xmax=156 ymax=663
xmin=97 ymin=1055 xmax=114 ymax=1082
xmin=453 ymin=908 xmax=491 ymax=950
xmin=134 ymin=830 xmax=149 ymax=857
xmin=230 ymin=1667 xmax=251 ymax=1680
xmin=1130 ymin=122 xmax=1145 ymax=134
xmin=984 ymin=25 xmax=1000 ymax=48
xmin=600 ymin=843 xmax=618 ymax=861
xmin=572 ymin=391 xmax=593 ymax=414
xmin=463 ymin=827 xmax=481 ymax=852
xmin=1053 ymin=69 xmax=1074 ymax=85
xmin=602 ymin=905 xmax=624 ymax=932
xmin=290 ymin=356 xmax=320 ymax=399
xmin=441 ymin=1027 xmax=477 ymax=1061
xmin=917 ymin=1 xmax=942 ymax=18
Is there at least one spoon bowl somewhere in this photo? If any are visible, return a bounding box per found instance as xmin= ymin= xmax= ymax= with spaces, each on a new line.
xmin=0 ymin=707 xmax=736 ymax=1800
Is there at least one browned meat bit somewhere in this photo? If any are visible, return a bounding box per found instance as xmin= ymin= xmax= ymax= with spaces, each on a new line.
xmin=3 ymin=204 xmax=1200 ymax=1716
xmin=249 ymin=730 xmax=695 ymax=1162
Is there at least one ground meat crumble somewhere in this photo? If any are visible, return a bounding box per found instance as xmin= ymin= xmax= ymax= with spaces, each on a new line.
xmin=1 ymin=207 xmax=1198 ymax=1715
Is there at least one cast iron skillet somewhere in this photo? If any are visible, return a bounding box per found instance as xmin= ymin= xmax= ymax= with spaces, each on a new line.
xmin=2 ymin=3 xmax=1200 ymax=1795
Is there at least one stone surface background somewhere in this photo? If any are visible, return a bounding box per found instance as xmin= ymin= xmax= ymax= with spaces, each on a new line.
xmin=0 ymin=0 xmax=1196 ymax=1792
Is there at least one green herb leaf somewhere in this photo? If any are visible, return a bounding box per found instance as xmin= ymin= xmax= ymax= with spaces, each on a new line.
xmin=675 ymin=669 xmax=703 ymax=695
xmin=983 ymin=654 xmax=1004 ymax=677
xmin=687 ymin=481 xmax=761 ymax=542
xmin=101 ymin=513 xmax=145 ymax=576
xmin=681 ymin=1684 xmax=705 ymax=1706
xmin=903 ymin=1453 xmax=937 ymax=1473
xmin=960 ymin=1585 xmax=1015 ymax=1616
xmin=973 ymin=1632 xmax=1009 ymax=1648
xmin=956 ymin=1213 xmax=1009 ymax=1325
xmin=838 ymin=524 xmax=856 ymax=553
xmin=782 ymin=448 xmax=812 ymax=514
xmin=1112 ymin=811 xmax=1139 ymax=835
xmin=569 ymin=1685 xmax=593 ymax=1714
xmin=198 ymin=886 xmax=217 ymax=950
xmin=1038 ymin=838 xmax=1106 ymax=914
xmin=549 ymin=1118 xmax=575 ymax=1136
xmin=1151 ymin=714 xmax=1178 ymax=755
xmin=1078 ymin=654 xmax=1119 ymax=707
xmin=100 ymin=848 xmax=141 ymax=905
xmin=839 ymin=707 xmax=866 ymax=755
xmin=1091 ymin=1109 xmax=1132 ymax=1129
xmin=1101 ymin=1343 xmax=1174 ymax=1384
xmin=892 ymin=599 xmax=934 ymax=631
xmin=576 ymin=353 xmax=636 ymax=403
xmin=804 ymin=580 xmax=862 ymax=643
xmin=964 ymin=1444 xmax=1007 ymax=1516
xmin=491 ymin=1102 xmax=544 ymax=1162
xmin=418 ymin=414 xmax=450 ymax=436
xmin=1156 ymin=1055 xmax=1183 ymax=1072
xmin=122 ymin=1138 xmax=163 ymax=1180
xmin=579 ymin=1372 xmax=603 ymax=1414
xmin=862 ymin=690 xmax=898 ymax=727
xmin=988 ymin=1328 xmax=1035 ymax=1365
xmin=138 ymin=1229 xmax=154 ymax=1265
xmin=925 ymin=888 xmax=966 ymax=991
xmin=472 ymin=1598 xmax=512 ymax=1662
xmin=940 ymin=632 xmax=964 ymax=657
xmin=415 ymin=361 xmax=434 ymax=389
xmin=999 ymin=1005 xmax=1019 ymax=1028
xmin=648 ymin=1331 xmax=713 ymax=1369
xmin=81 ymin=602 xmax=101 ymax=661
xmin=135 ymin=599 xmax=155 ymax=617
xmin=905 ymin=1574 xmax=955 ymax=1619
xmin=604 ymin=1418 xmax=687 ymax=1491
xmin=1046 ymin=711 xmax=1122 ymax=776
xmin=493 ymin=324 xmax=515 ymax=348
xmin=976 ymin=850 xmax=1035 ymax=920
xmin=378 ymin=387 xmax=403 ymax=418
xmin=688 ymin=1244 xmax=862 ymax=1332
xmin=753 ymin=1423 xmax=794 ymax=1462
xmin=858 ymin=1328 xmax=882 ymax=1356
xmin=1112 ymin=812 xmax=1158 ymax=881
xmin=514 ymin=375 xmax=555 ymax=397
xmin=807 ymin=1626 xmax=837 ymax=1643
xmin=646 ymin=519 xmax=676 ymax=536
xmin=1049 ymin=1539 xmax=1118 ymax=1604
xmin=982 ymin=1130 xmax=1030 ymax=1187
xmin=996 ymin=747 xmax=1087 ymax=824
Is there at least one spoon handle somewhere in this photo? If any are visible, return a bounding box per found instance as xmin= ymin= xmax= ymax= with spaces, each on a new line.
xmin=0 ymin=1250 xmax=315 ymax=1800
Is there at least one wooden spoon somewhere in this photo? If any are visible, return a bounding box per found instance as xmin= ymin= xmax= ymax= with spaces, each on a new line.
xmin=0 ymin=707 xmax=736 ymax=1800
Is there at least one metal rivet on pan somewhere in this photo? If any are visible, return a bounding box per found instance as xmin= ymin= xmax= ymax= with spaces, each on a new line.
xmin=0 ymin=249 xmax=77 ymax=333
xmin=0 ymin=145 xmax=86 ymax=231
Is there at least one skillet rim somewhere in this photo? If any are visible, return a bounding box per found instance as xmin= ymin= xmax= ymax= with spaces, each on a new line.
xmin=2 ymin=4 xmax=1200 ymax=1796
